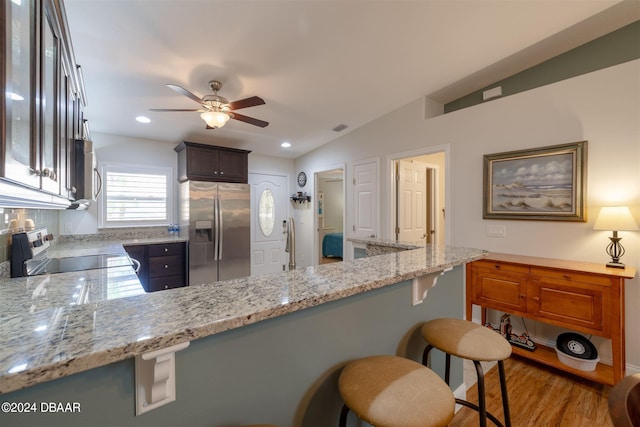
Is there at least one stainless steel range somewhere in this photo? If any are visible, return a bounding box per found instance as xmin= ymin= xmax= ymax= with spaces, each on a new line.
xmin=10 ymin=228 xmax=133 ymax=278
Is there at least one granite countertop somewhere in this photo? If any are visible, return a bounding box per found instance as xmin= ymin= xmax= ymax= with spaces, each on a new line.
xmin=0 ymin=242 xmax=486 ymax=394
xmin=348 ymin=237 xmax=425 ymax=250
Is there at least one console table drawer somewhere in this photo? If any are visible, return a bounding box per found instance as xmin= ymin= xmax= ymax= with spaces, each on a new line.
xmin=530 ymin=268 xmax=613 ymax=286
xmin=472 ymin=260 xmax=529 ymax=275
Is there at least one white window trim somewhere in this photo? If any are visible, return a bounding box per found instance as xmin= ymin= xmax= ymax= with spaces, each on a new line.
xmin=98 ymin=162 xmax=175 ymax=229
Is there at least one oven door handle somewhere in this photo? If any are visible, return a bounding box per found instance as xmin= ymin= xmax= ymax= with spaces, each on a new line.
xmin=130 ymin=258 xmax=141 ymax=274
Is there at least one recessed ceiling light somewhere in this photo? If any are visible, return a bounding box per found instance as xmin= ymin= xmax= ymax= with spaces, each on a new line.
xmin=281 ymin=142 xmax=291 ymax=148
xmin=136 ymin=116 xmax=151 ymax=123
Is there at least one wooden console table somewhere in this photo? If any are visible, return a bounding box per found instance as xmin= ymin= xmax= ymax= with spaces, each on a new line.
xmin=466 ymin=253 xmax=636 ymax=386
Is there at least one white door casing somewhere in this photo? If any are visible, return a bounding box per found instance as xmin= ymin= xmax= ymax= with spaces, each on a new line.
xmin=249 ymin=173 xmax=289 ymax=276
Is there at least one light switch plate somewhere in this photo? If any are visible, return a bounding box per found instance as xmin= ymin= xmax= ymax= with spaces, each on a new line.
xmin=486 ymin=225 xmax=506 ymax=238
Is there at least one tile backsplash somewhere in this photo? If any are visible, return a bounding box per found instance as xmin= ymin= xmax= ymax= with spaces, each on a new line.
xmin=0 ymin=208 xmax=60 ymax=264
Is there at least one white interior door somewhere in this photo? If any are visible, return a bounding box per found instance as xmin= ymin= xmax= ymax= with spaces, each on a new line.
xmin=353 ymin=159 xmax=378 ymax=239
xmin=249 ymin=173 xmax=288 ymax=276
xmin=397 ymin=159 xmax=427 ymax=242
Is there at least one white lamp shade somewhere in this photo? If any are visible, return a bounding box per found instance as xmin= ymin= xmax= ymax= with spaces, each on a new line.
xmin=593 ymin=206 xmax=639 ymax=231
xmin=201 ymin=111 xmax=230 ymax=128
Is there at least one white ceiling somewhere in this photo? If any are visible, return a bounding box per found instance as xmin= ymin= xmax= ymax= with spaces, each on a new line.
xmin=64 ymin=0 xmax=638 ymax=159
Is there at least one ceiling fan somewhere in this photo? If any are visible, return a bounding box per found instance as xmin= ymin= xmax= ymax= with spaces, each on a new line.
xmin=150 ymin=80 xmax=268 ymax=129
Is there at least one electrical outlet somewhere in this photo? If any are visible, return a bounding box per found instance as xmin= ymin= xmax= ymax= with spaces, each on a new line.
xmin=486 ymin=225 xmax=506 ymax=238
xmin=64 ymin=223 xmax=73 ymax=233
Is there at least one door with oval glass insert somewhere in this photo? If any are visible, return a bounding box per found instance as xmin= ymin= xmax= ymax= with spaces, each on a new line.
xmin=249 ymin=173 xmax=289 ymax=276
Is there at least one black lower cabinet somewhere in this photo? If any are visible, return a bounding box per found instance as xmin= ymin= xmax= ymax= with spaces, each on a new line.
xmin=124 ymin=242 xmax=187 ymax=292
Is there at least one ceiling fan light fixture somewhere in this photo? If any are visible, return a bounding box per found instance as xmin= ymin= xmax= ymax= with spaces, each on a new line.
xmin=201 ymin=110 xmax=230 ymax=128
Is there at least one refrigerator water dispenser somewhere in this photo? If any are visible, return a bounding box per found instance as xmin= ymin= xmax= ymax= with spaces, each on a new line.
xmin=195 ymin=220 xmax=213 ymax=243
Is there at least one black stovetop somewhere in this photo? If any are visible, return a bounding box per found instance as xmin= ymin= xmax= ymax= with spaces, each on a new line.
xmin=25 ymin=254 xmax=133 ymax=276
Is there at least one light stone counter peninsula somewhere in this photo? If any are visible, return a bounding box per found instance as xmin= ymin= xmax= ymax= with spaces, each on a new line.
xmin=349 ymin=236 xmax=426 ymax=256
xmin=0 ymin=239 xmax=486 ymax=427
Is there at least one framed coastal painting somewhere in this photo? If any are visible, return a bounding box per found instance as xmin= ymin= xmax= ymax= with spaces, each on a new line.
xmin=483 ymin=141 xmax=587 ymax=221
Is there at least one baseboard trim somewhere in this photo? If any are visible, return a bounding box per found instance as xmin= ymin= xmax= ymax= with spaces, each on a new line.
xmin=453 ymin=382 xmax=467 ymax=413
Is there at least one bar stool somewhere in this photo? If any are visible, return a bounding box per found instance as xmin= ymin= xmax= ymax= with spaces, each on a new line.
xmin=338 ymin=355 xmax=455 ymax=427
xmin=421 ymin=318 xmax=512 ymax=427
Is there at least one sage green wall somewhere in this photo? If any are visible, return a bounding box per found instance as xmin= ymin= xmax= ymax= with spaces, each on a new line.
xmin=2 ymin=267 xmax=464 ymax=427
xmin=445 ymin=20 xmax=640 ymax=112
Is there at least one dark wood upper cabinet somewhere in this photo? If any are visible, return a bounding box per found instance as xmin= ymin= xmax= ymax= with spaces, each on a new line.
xmin=175 ymin=141 xmax=250 ymax=183
xmin=1 ymin=0 xmax=87 ymax=206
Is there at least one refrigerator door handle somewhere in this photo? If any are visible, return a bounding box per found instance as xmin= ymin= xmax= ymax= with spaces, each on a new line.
xmin=217 ymin=197 xmax=223 ymax=260
xmin=213 ymin=196 xmax=219 ymax=261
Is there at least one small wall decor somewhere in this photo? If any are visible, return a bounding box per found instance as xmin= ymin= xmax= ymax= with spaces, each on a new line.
xmin=291 ymin=191 xmax=311 ymax=204
xmin=297 ymin=171 xmax=307 ymax=188
xmin=483 ymin=141 xmax=587 ymax=221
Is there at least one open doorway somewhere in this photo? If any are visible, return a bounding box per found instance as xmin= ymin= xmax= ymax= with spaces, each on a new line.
xmin=391 ymin=149 xmax=447 ymax=246
xmin=315 ymin=167 xmax=345 ymax=265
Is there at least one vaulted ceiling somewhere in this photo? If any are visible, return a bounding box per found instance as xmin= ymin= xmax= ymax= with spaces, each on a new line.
xmin=64 ymin=0 xmax=638 ymax=159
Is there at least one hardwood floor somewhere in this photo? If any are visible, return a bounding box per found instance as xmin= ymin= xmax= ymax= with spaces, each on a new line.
xmin=450 ymin=355 xmax=614 ymax=427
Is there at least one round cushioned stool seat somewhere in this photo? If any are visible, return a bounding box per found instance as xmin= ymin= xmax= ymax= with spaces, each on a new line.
xmin=339 ymin=355 xmax=455 ymax=427
xmin=422 ymin=318 xmax=512 ymax=361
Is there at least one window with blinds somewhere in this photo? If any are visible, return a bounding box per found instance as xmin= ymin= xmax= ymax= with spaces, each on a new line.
xmin=99 ymin=163 xmax=174 ymax=228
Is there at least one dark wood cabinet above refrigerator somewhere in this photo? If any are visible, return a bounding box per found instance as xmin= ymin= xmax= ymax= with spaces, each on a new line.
xmin=175 ymin=141 xmax=250 ymax=183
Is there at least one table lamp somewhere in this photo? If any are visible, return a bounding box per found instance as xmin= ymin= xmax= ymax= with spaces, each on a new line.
xmin=593 ymin=206 xmax=639 ymax=268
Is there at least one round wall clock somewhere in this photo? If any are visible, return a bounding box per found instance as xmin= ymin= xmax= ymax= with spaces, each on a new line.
xmin=297 ymin=171 xmax=307 ymax=187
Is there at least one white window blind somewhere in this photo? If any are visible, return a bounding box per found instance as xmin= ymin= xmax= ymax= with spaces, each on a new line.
xmin=99 ymin=163 xmax=173 ymax=228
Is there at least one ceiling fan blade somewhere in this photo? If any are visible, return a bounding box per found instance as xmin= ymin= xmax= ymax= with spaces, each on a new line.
xmin=230 ymin=112 xmax=269 ymax=128
xmin=149 ymin=108 xmax=202 ymax=112
xmin=228 ymin=96 xmax=265 ymax=111
xmin=166 ymin=84 xmax=203 ymax=105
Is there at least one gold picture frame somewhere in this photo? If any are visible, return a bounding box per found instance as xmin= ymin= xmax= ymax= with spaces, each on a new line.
xmin=483 ymin=141 xmax=587 ymax=221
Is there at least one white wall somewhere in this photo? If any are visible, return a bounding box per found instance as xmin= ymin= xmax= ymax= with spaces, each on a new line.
xmin=319 ymin=179 xmax=343 ymax=231
xmin=60 ymin=134 xmax=295 ymax=235
xmin=294 ymin=60 xmax=640 ymax=371
xmin=59 ymin=134 xmax=178 ymax=234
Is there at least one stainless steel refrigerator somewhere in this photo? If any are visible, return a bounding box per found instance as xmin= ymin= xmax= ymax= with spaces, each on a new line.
xmin=178 ymin=181 xmax=250 ymax=285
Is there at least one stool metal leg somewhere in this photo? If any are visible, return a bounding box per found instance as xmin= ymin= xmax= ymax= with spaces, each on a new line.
xmin=498 ymin=360 xmax=511 ymax=427
xmin=423 ymin=343 xmax=451 ymax=385
xmin=445 ymin=353 xmax=451 ymax=385
xmin=422 ymin=343 xmax=509 ymax=427
xmin=338 ymin=404 xmax=349 ymax=427
xmin=474 ymin=360 xmax=488 ymax=427
xmin=422 ymin=344 xmax=434 ymax=366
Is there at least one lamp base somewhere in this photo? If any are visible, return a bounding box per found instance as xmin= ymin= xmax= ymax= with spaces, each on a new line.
xmin=606 ymin=261 xmax=625 ymax=269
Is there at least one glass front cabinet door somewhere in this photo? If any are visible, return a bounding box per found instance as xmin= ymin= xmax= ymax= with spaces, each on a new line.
xmin=2 ymin=0 xmax=85 ymax=199
xmin=39 ymin=0 xmax=61 ymax=194
xmin=3 ymin=0 xmax=39 ymax=188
